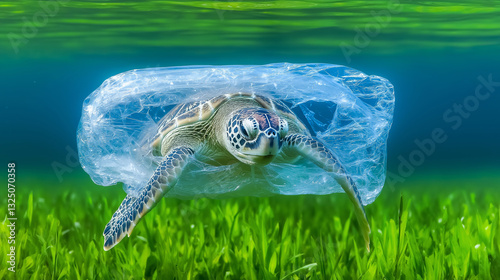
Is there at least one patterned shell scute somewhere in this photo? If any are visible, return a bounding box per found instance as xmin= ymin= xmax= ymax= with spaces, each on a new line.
xmin=151 ymin=93 xmax=233 ymax=150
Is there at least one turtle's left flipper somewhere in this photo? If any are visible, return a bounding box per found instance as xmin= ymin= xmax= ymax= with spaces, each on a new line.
xmin=282 ymin=134 xmax=371 ymax=251
xmin=103 ymin=146 xmax=194 ymax=251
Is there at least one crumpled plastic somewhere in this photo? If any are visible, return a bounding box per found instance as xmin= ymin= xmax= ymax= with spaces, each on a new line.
xmin=77 ymin=63 xmax=394 ymax=205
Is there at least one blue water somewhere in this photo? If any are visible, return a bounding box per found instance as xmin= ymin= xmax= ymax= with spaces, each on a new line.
xmin=2 ymin=2 xmax=500 ymax=184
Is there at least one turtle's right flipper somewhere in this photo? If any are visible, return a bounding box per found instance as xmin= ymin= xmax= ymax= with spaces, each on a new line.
xmin=103 ymin=146 xmax=194 ymax=251
xmin=282 ymin=134 xmax=371 ymax=251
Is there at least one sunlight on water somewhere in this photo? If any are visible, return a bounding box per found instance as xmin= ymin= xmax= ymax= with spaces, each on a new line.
xmin=2 ymin=0 xmax=500 ymax=56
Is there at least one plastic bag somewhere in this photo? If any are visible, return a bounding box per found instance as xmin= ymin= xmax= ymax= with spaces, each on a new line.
xmin=77 ymin=63 xmax=394 ymax=204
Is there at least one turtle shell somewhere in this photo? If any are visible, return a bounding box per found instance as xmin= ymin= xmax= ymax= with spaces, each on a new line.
xmin=149 ymin=92 xmax=304 ymax=155
xmin=77 ymin=63 xmax=394 ymax=205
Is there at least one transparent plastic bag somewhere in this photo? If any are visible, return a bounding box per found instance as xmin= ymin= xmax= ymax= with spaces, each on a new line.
xmin=77 ymin=63 xmax=394 ymax=204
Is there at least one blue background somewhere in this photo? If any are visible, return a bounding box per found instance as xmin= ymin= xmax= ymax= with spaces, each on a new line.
xmin=2 ymin=2 xmax=499 ymax=185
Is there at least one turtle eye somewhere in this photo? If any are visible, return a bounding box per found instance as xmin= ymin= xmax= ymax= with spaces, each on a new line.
xmin=279 ymin=118 xmax=288 ymax=138
xmin=241 ymin=118 xmax=258 ymax=140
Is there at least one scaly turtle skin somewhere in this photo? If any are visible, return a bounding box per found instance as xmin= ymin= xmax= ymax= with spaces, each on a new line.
xmin=103 ymin=93 xmax=371 ymax=251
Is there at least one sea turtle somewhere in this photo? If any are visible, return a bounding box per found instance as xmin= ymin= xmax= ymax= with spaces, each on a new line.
xmin=103 ymin=92 xmax=371 ymax=251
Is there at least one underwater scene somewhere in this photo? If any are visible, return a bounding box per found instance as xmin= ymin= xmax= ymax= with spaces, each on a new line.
xmin=1 ymin=0 xmax=500 ymax=279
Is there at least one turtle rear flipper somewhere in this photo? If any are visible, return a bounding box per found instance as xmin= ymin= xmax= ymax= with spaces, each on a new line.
xmin=103 ymin=146 xmax=194 ymax=251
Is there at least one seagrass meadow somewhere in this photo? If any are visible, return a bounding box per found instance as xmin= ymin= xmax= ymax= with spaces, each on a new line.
xmin=1 ymin=169 xmax=499 ymax=279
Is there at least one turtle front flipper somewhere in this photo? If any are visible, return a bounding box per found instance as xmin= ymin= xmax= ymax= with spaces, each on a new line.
xmin=103 ymin=146 xmax=195 ymax=251
xmin=282 ymin=134 xmax=371 ymax=251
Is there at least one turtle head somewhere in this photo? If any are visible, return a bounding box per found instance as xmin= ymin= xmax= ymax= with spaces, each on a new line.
xmin=224 ymin=108 xmax=289 ymax=165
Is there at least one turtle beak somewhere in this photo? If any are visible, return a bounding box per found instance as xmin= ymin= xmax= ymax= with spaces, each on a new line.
xmin=262 ymin=128 xmax=280 ymax=156
xmin=237 ymin=129 xmax=280 ymax=165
